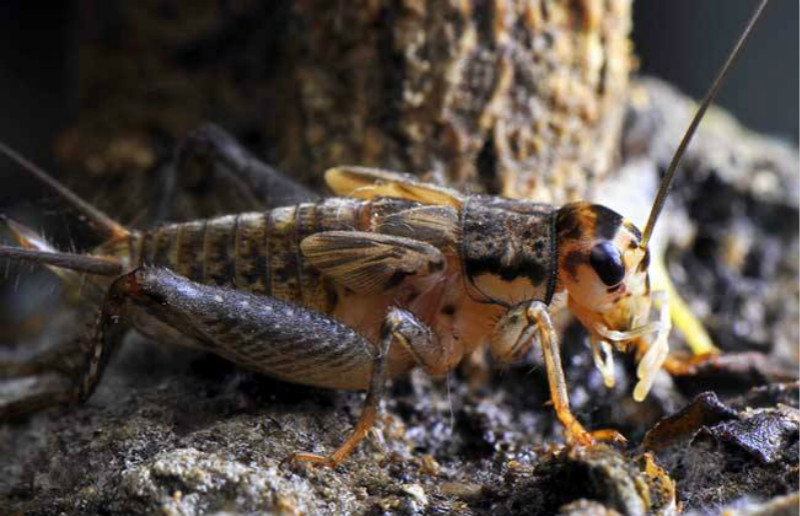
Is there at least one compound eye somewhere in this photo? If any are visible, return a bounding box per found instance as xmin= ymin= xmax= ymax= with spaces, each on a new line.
xmin=589 ymin=241 xmax=625 ymax=286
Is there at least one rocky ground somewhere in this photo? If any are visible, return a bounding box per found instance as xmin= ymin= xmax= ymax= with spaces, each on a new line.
xmin=1 ymin=80 xmax=798 ymax=516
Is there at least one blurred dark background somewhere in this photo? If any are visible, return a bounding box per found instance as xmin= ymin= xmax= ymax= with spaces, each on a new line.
xmin=0 ymin=0 xmax=797 ymax=184
xmin=633 ymin=0 xmax=798 ymax=142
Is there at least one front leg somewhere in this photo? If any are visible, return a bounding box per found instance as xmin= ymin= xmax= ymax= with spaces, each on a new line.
xmin=1 ymin=287 xmax=130 ymax=418
xmin=491 ymin=301 xmax=625 ymax=446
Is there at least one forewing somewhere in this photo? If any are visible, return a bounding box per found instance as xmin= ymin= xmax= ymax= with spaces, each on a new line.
xmin=375 ymin=205 xmax=459 ymax=249
xmin=300 ymin=231 xmax=445 ymax=294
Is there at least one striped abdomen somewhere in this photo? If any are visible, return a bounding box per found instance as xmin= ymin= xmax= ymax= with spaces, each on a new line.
xmin=132 ymin=198 xmax=371 ymax=314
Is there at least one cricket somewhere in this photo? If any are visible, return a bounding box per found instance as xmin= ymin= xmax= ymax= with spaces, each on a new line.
xmin=0 ymin=1 xmax=769 ymax=468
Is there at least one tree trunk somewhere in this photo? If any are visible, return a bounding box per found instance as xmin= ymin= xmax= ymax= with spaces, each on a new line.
xmin=58 ymin=0 xmax=632 ymax=208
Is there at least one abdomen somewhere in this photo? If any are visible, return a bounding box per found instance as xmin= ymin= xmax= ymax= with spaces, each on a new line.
xmin=132 ymin=198 xmax=371 ymax=315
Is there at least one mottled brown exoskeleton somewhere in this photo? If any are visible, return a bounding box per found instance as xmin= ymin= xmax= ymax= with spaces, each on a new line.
xmin=0 ymin=1 xmax=768 ymax=466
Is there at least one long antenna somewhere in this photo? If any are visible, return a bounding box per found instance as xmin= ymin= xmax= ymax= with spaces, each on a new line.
xmin=0 ymin=141 xmax=129 ymax=239
xmin=640 ymin=0 xmax=770 ymax=248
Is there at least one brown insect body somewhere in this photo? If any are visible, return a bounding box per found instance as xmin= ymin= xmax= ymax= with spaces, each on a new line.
xmin=0 ymin=159 xmax=665 ymax=455
xmin=109 ymin=188 xmax=562 ymax=390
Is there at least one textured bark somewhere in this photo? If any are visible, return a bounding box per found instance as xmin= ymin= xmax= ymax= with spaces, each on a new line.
xmin=278 ymin=0 xmax=631 ymax=201
xmin=58 ymin=0 xmax=632 ymax=209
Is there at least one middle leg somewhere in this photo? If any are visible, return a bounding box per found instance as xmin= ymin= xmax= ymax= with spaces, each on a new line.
xmin=290 ymin=307 xmax=440 ymax=467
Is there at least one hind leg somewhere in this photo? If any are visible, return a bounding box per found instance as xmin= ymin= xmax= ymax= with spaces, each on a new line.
xmin=0 ymin=333 xmax=78 ymax=418
xmin=0 ymin=300 xmax=127 ymax=418
xmin=0 ymin=377 xmax=75 ymax=418
xmin=153 ymin=123 xmax=319 ymax=222
xmin=1 ymin=321 xmax=87 ymax=418
xmin=76 ymin=267 xmax=443 ymax=466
